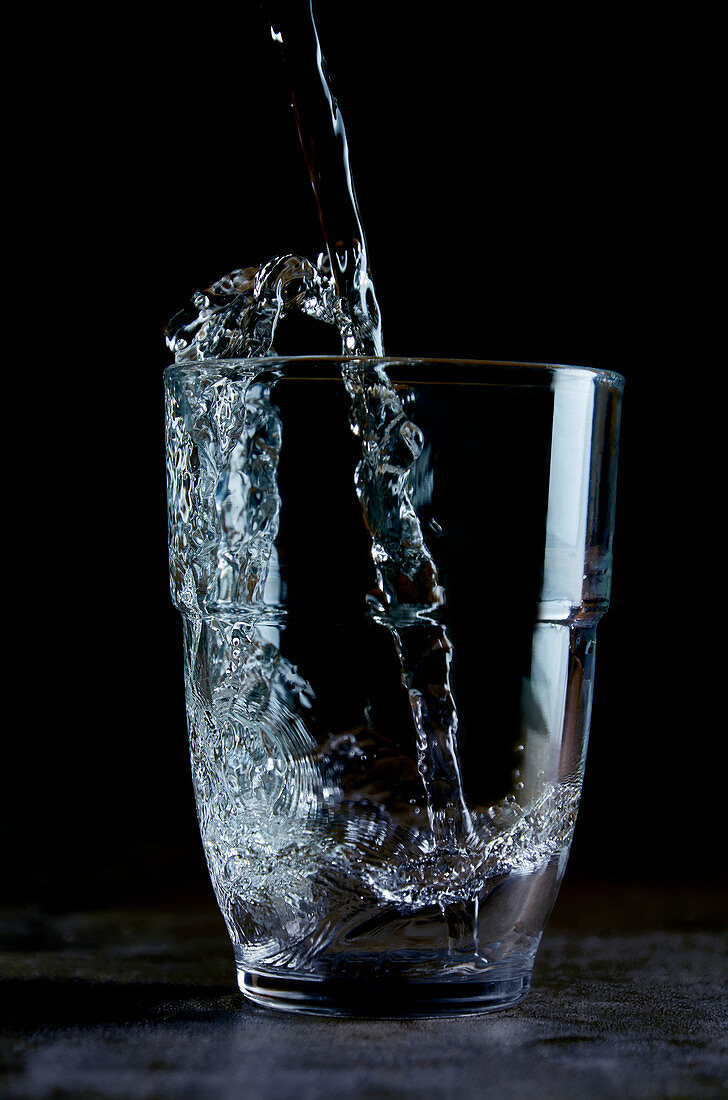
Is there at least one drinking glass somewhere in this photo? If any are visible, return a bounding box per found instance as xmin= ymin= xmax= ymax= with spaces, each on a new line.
xmin=164 ymin=356 xmax=623 ymax=1017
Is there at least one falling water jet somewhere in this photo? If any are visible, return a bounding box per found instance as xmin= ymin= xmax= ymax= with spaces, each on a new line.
xmin=167 ymin=0 xmax=482 ymax=960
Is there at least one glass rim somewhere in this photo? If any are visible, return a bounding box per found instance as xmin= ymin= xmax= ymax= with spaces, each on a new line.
xmin=164 ymin=356 xmax=625 ymax=389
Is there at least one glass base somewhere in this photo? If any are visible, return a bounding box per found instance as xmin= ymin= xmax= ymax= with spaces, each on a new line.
xmin=239 ymin=966 xmax=533 ymax=1018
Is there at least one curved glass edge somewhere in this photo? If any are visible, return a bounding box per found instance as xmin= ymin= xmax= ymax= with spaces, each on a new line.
xmin=238 ymin=966 xmax=532 ymax=1017
xmin=540 ymin=367 xmax=622 ymax=619
xmin=163 ymin=357 xmax=625 ymax=391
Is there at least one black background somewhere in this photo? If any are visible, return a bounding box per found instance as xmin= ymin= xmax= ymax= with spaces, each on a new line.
xmin=8 ymin=4 xmax=720 ymax=911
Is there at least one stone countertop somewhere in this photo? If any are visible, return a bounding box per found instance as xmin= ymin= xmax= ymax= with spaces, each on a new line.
xmin=1 ymin=881 xmax=726 ymax=1099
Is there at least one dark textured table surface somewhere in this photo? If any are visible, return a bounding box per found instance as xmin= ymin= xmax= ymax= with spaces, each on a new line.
xmin=2 ymin=880 xmax=726 ymax=1099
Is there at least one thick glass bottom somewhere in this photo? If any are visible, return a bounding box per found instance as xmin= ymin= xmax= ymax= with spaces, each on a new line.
xmin=239 ymin=966 xmax=532 ymax=1018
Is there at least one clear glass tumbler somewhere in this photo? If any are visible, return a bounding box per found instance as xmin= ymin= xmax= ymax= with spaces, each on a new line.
xmin=164 ymin=357 xmax=623 ymax=1017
